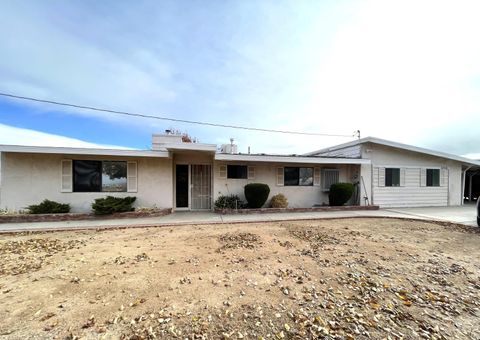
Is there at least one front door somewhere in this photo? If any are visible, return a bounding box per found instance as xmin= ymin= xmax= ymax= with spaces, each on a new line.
xmin=175 ymin=164 xmax=189 ymax=208
xmin=191 ymin=164 xmax=212 ymax=209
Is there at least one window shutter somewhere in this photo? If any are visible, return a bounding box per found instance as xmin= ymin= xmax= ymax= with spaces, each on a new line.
xmin=313 ymin=167 xmax=321 ymax=186
xmin=378 ymin=167 xmax=386 ymax=187
xmin=219 ymin=165 xmax=227 ymax=179
xmin=420 ymin=168 xmax=426 ymax=187
xmin=247 ymin=166 xmax=255 ymax=179
xmin=276 ymin=167 xmax=284 ymax=186
xmin=61 ymin=160 xmax=73 ymax=192
xmin=400 ymin=168 xmax=406 ymax=187
xmin=372 ymin=167 xmax=379 ymax=186
xmin=127 ymin=161 xmax=138 ymax=192
xmin=440 ymin=168 xmax=448 ymax=187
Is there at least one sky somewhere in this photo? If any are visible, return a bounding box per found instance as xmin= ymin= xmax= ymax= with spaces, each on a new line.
xmin=0 ymin=0 xmax=479 ymax=158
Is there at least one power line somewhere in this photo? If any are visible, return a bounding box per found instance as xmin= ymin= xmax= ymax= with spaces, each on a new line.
xmin=0 ymin=91 xmax=355 ymax=137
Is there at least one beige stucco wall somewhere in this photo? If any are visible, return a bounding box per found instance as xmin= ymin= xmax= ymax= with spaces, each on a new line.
xmin=173 ymin=152 xmax=214 ymax=165
xmin=0 ymin=152 xmax=173 ymax=213
xmin=361 ymin=143 xmax=463 ymax=207
xmin=213 ymin=161 xmax=357 ymax=208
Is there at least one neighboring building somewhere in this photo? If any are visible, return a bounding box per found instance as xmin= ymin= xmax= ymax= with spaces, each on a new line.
xmin=306 ymin=137 xmax=480 ymax=207
xmin=0 ymin=133 xmax=478 ymax=212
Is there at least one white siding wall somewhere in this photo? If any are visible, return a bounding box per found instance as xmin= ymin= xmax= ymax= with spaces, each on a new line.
xmin=0 ymin=153 xmax=173 ymax=212
xmin=365 ymin=144 xmax=463 ymax=207
xmin=372 ymin=167 xmax=448 ymax=207
xmin=213 ymin=162 xmax=354 ymax=208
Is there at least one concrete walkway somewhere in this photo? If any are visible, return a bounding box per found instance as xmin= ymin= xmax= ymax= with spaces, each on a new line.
xmin=0 ymin=205 xmax=477 ymax=233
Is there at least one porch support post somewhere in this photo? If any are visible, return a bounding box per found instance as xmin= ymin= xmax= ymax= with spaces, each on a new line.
xmin=461 ymin=166 xmax=471 ymax=205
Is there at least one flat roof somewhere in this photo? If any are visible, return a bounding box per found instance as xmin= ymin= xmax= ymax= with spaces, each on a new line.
xmin=0 ymin=144 xmax=169 ymax=158
xmin=215 ymin=153 xmax=370 ymax=164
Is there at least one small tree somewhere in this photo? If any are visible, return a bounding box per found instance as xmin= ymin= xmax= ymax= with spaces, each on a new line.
xmin=214 ymin=194 xmax=245 ymax=209
xmin=244 ymin=183 xmax=270 ymax=208
xmin=270 ymin=193 xmax=288 ymax=208
xmin=27 ymin=199 xmax=70 ymax=214
xmin=92 ymin=196 xmax=136 ymax=215
xmin=328 ymin=183 xmax=354 ymax=206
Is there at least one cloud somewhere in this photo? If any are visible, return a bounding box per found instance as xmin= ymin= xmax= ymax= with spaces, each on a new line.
xmin=0 ymin=1 xmax=479 ymax=156
xmin=295 ymin=0 xmax=480 ymax=148
xmin=0 ymin=123 xmax=129 ymax=149
xmin=463 ymin=153 xmax=480 ymax=160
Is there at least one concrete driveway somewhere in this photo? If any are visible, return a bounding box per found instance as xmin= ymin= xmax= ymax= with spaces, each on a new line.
xmin=385 ymin=204 xmax=478 ymax=226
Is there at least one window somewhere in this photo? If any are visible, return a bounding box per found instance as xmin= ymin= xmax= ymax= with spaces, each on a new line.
xmin=322 ymin=169 xmax=339 ymax=191
xmin=227 ymin=165 xmax=248 ymax=179
xmin=299 ymin=168 xmax=314 ymax=186
xmin=102 ymin=161 xmax=128 ymax=192
xmin=385 ymin=168 xmax=400 ymax=187
xmin=73 ymin=160 xmax=127 ymax=192
xmin=426 ymin=169 xmax=440 ymax=187
xmin=284 ymin=167 xmax=313 ymax=186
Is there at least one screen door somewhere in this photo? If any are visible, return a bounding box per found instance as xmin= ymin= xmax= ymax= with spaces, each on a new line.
xmin=191 ymin=165 xmax=212 ymax=209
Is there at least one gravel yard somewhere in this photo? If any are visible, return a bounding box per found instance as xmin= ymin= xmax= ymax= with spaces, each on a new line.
xmin=0 ymin=218 xmax=479 ymax=339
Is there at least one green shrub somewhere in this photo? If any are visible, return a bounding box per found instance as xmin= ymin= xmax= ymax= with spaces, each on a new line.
xmin=214 ymin=194 xmax=245 ymax=209
xmin=328 ymin=183 xmax=354 ymax=206
xmin=92 ymin=196 xmax=136 ymax=215
xmin=244 ymin=183 xmax=270 ymax=208
xmin=270 ymin=193 xmax=288 ymax=208
xmin=27 ymin=199 xmax=70 ymax=214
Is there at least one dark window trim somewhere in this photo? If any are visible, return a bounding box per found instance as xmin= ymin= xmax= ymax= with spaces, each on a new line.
xmin=227 ymin=164 xmax=248 ymax=179
xmin=385 ymin=168 xmax=400 ymax=187
xmin=284 ymin=167 xmax=314 ymax=186
xmin=73 ymin=160 xmax=128 ymax=193
xmin=426 ymin=168 xmax=440 ymax=187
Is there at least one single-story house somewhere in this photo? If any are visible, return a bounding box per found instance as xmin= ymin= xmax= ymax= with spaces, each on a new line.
xmin=0 ymin=133 xmax=478 ymax=212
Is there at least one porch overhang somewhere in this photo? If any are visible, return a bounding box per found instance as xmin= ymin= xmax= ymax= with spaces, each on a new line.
xmin=214 ymin=153 xmax=371 ymax=165
xmin=164 ymin=143 xmax=217 ymax=153
xmin=0 ymin=144 xmax=170 ymax=158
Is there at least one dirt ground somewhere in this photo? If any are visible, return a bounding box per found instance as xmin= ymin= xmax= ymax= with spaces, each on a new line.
xmin=0 ymin=218 xmax=479 ymax=340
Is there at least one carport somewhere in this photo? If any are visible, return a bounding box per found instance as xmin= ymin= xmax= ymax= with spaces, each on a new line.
xmin=464 ymin=167 xmax=480 ymax=203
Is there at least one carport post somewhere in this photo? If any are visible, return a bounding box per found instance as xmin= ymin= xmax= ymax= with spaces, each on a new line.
xmin=461 ymin=166 xmax=472 ymax=205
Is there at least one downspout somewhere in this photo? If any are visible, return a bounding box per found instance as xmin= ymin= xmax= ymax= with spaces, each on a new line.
xmin=461 ymin=165 xmax=472 ymax=205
